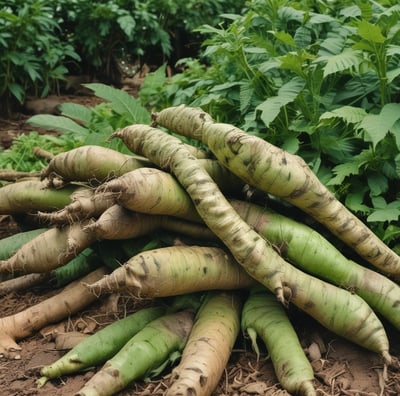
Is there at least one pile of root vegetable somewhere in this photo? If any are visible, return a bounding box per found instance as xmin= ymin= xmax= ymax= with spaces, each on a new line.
xmin=1 ymin=104 xmax=400 ymax=396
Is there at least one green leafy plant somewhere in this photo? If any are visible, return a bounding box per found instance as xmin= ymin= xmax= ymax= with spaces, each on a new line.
xmin=0 ymin=83 xmax=151 ymax=172
xmin=53 ymin=0 xmax=245 ymax=83
xmin=28 ymin=83 xmax=151 ymax=150
xmin=0 ymin=0 xmax=80 ymax=114
xmin=0 ymin=132 xmax=76 ymax=172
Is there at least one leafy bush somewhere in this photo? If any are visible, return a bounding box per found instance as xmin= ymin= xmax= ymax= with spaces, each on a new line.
xmin=139 ymin=0 xmax=400 ymax=245
xmin=0 ymin=0 xmax=245 ymax=113
xmin=0 ymin=0 xmax=80 ymax=114
xmin=53 ymin=0 xmax=246 ymax=83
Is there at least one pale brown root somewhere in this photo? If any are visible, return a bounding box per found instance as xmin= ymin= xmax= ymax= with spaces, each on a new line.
xmin=0 ymin=170 xmax=41 ymax=182
xmin=166 ymin=291 xmax=243 ymax=396
xmin=0 ymin=267 xmax=108 ymax=359
xmin=0 ymin=221 xmax=96 ymax=275
xmin=111 ymin=125 xmax=287 ymax=303
xmin=38 ymin=189 xmax=116 ymax=225
xmin=83 ymin=205 xmax=161 ymax=240
xmin=182 ymin=144 xmax=210 ymax=159
xmin=41 ymin=145 xmax=152 ymax=186
xmin=85 ymin=246 xmax=256 ymax=298
xmin=84 ymin=203 xmax=215 ymax=242
xmin=32 ymin=146 xmax=55 ymax=161
xmin=0 ymin=273 xmax=50 ymax=296
xmin=160 ymin=216 xmax=216 ymax=241
xmin=96 ymin=167 xmax=202 ymax=222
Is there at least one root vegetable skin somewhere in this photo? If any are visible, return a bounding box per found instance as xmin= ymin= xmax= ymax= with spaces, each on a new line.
xmin=96 ymin=168 xmax=201 ymax=222
xmin=0 ymin=273 xmax=50 ymax=296
xmin=0 ymin=222 xmax=96 ymax=275
xmin=85 ymin=204 xmax=215 ymax=241
xmin=41 ymin=145 xmax=151 ymax=185
xmin=38 ymin=188 xmax=116 ymax=225
xmin=0 ymin=267 xmax=108 ymax=359
xmin=38 ymin=306 xmax=166 ymax=383
xmin=96 ymin=164 xmax=243 ymax=223
xmin=231 ymin=199 xmax=400 ymax=331
xmin=86 ymin=245 xmax=256 ymax=298
xmin=83 ymin=205 xmax=161 ymax=240
xmin=242 ymin=287 xmax=316 ymax=396
xmin=0 ymin=179 xmax=79 ymax=214
xmin=75 ymin=310 xmax=194 ymax=396
xmin=111 ymin=124 xmax=391 ymax=361
xmin=166 ymin=291 xmax=243 ymax=396
xmin=152 ymin=105 xmax=400 ymax=277
xmin=0 ymin=228 xmax=47 ymax=260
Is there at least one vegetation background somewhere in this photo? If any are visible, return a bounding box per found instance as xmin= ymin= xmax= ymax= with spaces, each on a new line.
xmin=2 ymin=0 xmax=399 ymax=250
xmin=1 ymin=1 xmax=400 ymax=394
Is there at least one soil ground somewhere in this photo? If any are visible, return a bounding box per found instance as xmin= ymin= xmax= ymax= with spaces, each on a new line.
xmin=0 ymin=83 xmax=400 ymax=396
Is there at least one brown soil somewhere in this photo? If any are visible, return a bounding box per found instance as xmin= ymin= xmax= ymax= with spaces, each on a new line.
xmin=0 ymin=84 xmax=399 ymax=396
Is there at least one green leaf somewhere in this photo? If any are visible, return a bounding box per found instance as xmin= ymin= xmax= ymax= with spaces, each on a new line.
xmin=293 ymin=26 xmax=311 ymax=49
xmin=390 ymin=120 xmax=400 ymax=150
xmin=367 ymin=173 xmax=388 ymax=196
xmin=319 ymin=106 xmax=367 ymax=125
xmin=279 ymin=51 xmax=314 ymax=75
xmin=317 ymin=48 xmax=363 ymax=77
xmin=345 ymin=191 xmax=370 ymax=214
xmin=371 ymin=196 xmax=387 ymax=209
xmin=387 ymin=67 xmax=400 ymax=83
xmin=357 ymin=20 xmax=386 ymax=44
xmin=84 ymin=83 xmax=150 ymax=124
xmin=367 ymin=207 xmax=400 ymax=223
xmin=117 ymin=15 xmax=136 ymax=38
xmin=340 ymin=6 xmax=361 ymax=18
xmin=274 ymin=31 xmax=296 ymax=47
xmin=383 ymin=224 xmax=400 ymax=244
xmin=239 ymin=82 xmax=254 ymax=114
xmin=257 ymin=77 xmax=305 ymax=127
xmin=27 ymin=115 xmax=88 ymax=136
xmin=8 ymin=83 xmax=25 ymax=103
xmin=59 ymin=103 xmax=92 ymax=126
xmin=360 ymin=103 xmax=400 ymax=147
xmin=327 ymin=161 xmax=360 ymax=185
xmin=318 ymin=35 xmax=347 ymax=56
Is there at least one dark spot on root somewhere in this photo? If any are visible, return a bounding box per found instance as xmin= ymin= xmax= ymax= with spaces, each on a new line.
xmin=186 ymin=387 xmax=197 ymax=396
xmin=392 ymin=300 xmax=400 ymax=308
xmin=283 ymin=284 xmax=295 ymax=301
xmin=202 ymin=266 xmax=208 ymax=274
xmin=138 ymin=255 xmax=150 ymax=274
xmin=111 ymin=368 xmax=120 ymax=377
xmin=303 ymin=300 xmax=315 ymax=310
xmin=186 ymin=367 xmax=203 ymax=374
xmin=199 ymin=374 xmax=208 ymax=387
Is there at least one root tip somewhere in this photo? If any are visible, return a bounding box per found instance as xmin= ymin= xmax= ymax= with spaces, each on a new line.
xmin=382 ymin=350 xmax=392 ymax=366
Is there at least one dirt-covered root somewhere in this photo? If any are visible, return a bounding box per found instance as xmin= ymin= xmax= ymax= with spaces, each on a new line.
xmin=0 ymin=267 xmax=108 ymax=359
